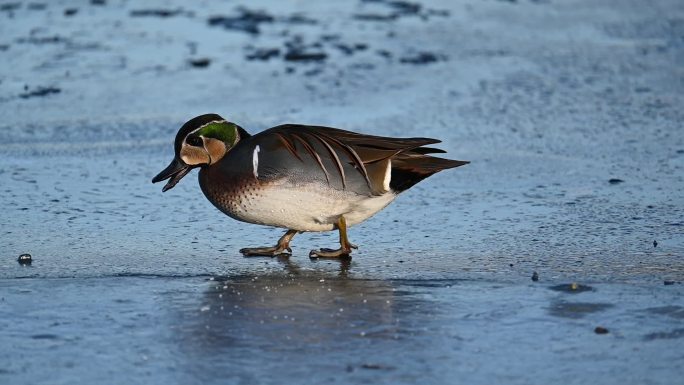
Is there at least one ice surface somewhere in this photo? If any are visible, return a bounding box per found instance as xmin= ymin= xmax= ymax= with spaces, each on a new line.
xmin=0 ymin=0 xmax=683 ymax=384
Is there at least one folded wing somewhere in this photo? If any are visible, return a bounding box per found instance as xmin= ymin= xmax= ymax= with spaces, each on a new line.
xmin=259 ymin=124 xmax=468 ymax=195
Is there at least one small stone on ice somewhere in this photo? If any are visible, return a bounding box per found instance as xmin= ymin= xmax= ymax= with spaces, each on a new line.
xmin=189 ymin=58 xmax=211 ymax=68
xmin=549 ymin=283 xmax=593 ymax=293
xmin=18 ymin=253 xmax=32 ymax=265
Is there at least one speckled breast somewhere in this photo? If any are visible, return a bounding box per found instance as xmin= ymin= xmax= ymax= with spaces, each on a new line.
xmin=198 ymin=167 xmax=261 ymax=224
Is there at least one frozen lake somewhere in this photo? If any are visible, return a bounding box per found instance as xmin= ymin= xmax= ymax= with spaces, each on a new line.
xmin=1 ymin=0 xmax=683 ymax=384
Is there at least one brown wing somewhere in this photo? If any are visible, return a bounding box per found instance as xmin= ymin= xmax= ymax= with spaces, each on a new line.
xmin=261 ymin=124 xmax=467 ymax=194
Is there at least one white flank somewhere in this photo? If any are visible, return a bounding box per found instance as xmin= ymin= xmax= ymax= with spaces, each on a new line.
xmin=226 ymin=180 xmax=397 ymax=232
xmin=252 ymin=145 xmax=260 ymax=179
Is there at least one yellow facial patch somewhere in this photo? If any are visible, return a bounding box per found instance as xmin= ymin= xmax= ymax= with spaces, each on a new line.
xmin=203 ymin=137 xmax=227 ymax=165
xmin=180 ymin=144 xmax=210 ymax=165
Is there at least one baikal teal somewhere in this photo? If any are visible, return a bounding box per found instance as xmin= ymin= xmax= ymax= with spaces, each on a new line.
xmin=153 ymin=113 xmax=468 ymax=259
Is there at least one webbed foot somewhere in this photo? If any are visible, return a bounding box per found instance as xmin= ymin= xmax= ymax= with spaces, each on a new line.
xmin=309 ymin=216 xmax=357 ymax=259
xmin=309 ymin=246 xmax=355 ymax=259
xmin=240 ymin=229 xmax=297 ymax=257
xmin=240 ymin=245 xmax=292 ymax=257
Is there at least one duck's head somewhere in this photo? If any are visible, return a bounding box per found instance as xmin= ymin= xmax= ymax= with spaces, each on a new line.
xmin=152 ymin=113 xmax=247 ymax=192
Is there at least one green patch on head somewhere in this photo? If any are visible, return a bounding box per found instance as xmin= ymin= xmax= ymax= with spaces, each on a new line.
xmin=197 ymin=121 xmax=238 ymax=146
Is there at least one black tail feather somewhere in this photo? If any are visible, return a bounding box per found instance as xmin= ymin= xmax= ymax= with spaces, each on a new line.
xmin=410 ymin=147 xmax=447 ymax=155
xmin=390 ymin=156 xmax=468 ymax=192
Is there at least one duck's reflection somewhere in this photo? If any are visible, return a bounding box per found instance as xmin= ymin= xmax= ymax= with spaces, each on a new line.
xmin=176 ymin=260 xmax=399 ymax=355
xmin=167 ymin=260 xmax=450 ymax=384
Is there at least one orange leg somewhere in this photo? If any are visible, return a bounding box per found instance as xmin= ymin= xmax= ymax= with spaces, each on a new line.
xmin=309 ymin=216 xmax=358 ymax=259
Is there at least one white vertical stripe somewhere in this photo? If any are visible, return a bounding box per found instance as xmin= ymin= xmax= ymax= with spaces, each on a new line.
xmin=252 ymin=145 xmax=260 ymax=179
xmin=383 ymin=159 xmax=392 ymax=191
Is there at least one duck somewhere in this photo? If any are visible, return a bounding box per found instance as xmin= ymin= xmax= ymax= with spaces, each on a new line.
xmin=152 ymin=113 xmax=468 ymax=258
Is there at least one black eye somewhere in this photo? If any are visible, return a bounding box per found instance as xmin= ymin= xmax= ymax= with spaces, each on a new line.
xmin=187 ymin=136 xmax=203 ymax=147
